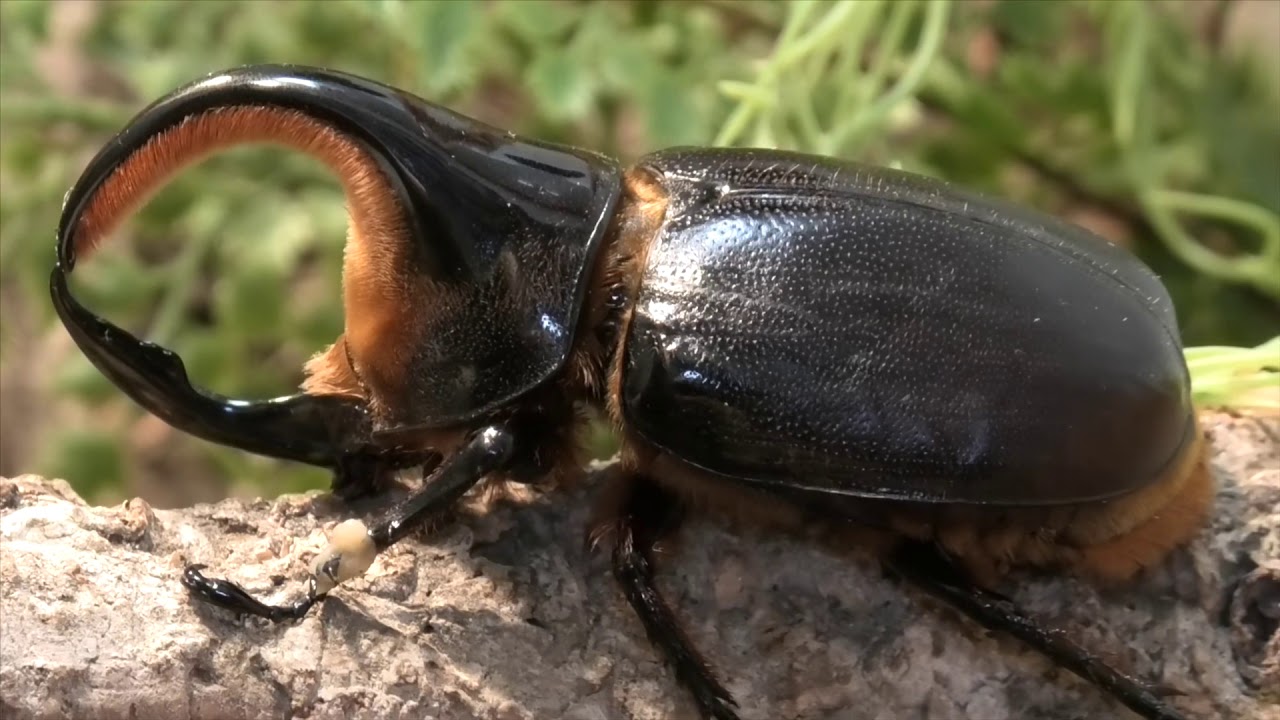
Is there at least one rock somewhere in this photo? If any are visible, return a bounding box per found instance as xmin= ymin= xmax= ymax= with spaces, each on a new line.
xmin=1 ymin=412 xmax=1277 ymax=720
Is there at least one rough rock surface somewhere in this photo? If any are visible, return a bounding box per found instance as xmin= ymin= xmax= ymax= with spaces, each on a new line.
xmin=1 ymin=412 xmax=1277 ymax=720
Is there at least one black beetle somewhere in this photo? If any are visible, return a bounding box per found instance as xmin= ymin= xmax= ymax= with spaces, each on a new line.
xmin=50 ymin=65 xmax=1211 ymax=720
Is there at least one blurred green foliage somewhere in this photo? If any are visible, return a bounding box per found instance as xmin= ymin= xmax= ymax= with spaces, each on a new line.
xmin=0 ymin=0 xmax=1275 ymax=504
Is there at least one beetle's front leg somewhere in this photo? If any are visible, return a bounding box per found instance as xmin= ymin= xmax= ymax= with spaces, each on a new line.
xmin=183 ymin=426 xmax=515 ymax=622
xmin=590 ymin=473 xmax=742 ymax=720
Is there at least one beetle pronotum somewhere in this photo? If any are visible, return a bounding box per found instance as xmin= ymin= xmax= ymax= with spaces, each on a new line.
xmin=51 ymin=66 xmax=1211 ymax=720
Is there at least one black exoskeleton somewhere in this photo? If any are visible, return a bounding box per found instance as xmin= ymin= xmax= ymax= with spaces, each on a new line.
xmin=52 ymin=66 xmax=1210 ymax=720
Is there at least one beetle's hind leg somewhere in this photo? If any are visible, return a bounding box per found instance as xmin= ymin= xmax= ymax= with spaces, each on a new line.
xmin=886 ymin=541 xmax=1188 ymax=720
xmin=590 ymin=472 xmax=742 ymax=720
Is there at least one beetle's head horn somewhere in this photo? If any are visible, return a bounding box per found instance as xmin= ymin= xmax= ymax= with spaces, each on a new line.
xmin=48 ymin=64 xmax=616 ymax=464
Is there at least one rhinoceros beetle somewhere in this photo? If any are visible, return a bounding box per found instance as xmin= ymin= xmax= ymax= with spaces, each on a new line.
xmin=50 ymin=65 xmax=1210 ymax=720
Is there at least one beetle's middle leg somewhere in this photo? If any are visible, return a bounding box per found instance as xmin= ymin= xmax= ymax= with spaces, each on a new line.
xmin=590 ymin=471 xmax=742 ymax=720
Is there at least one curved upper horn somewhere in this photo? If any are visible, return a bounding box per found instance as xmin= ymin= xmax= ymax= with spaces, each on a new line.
xmin=50 ymin=65 xmax=622 ymax=462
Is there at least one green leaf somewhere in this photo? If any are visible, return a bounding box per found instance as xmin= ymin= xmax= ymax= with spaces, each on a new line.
xmin=597 ymin=36 xmax=652 ymax=95
xmin=526 ymin=51 xmax=596 ymax=123
xmin=1198 ymin=60 xmax=1280 ymax=214
xmin=991 ymin=0 xmax=1070 ymax=50
xmin=497 ymin=0 xmax=578 ymax=44
xmin=174 ymin=330 xmax=233 ymax=391
xmin=53 ymin=355 xmax=120 ymax=406
xmin=416 ymin=0 xmax=478 ymax=96
xmin=212 ymin=260 xmax=285 ymax=339
xmin=70 ymin=251 xmax=161 ymax=320
xmin=44 ymin=431 xmax=125 ymax=502
xmin=641 ymin=71 xmax=704 ymax=148
xmin=298 ymin=304 xmax=345 ymax=349
xmin=0 ymin=0 xmax=50 ymax=39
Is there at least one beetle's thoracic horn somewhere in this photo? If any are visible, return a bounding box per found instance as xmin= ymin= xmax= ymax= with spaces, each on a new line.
xmin=49 ymin=64 xmax=620 ymax=463
xmin=56 ymin=64 xmax=471 ymax=276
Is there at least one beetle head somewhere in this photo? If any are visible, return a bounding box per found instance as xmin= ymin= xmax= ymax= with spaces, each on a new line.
xmin=51 ymin=65 xmax=620 ymax=466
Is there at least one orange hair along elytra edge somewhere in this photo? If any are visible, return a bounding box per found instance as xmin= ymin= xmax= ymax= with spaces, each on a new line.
xmin=70 ymin=105 xmax=420 ymax=402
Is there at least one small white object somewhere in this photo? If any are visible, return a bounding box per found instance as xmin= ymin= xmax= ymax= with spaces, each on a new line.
xmin=310 ymin=519 xmax=376 ymax=595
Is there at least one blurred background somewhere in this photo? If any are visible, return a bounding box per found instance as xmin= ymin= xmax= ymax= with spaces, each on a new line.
xmin=1 ymin=0 xmax=1276 ymax=507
